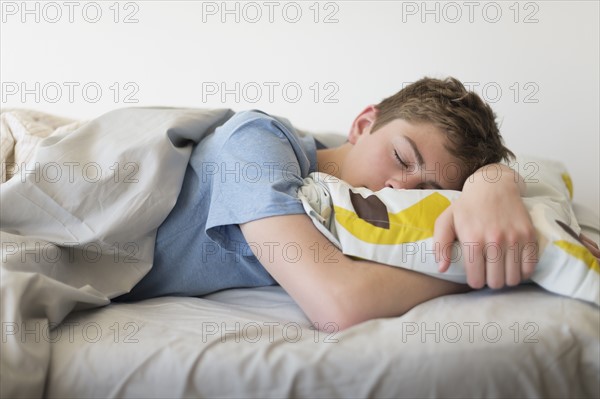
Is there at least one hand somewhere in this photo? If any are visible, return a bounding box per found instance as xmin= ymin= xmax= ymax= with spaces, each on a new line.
xmin=434 ymin=164 xmax=538 ymax=289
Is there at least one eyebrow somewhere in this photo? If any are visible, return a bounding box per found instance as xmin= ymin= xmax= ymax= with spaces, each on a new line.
xmin=402 ymin=136 xmax=444 ymax=190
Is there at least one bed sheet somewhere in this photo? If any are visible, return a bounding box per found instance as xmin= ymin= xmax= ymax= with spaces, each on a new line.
xmin=46 ymin=221 xmax=600 ymax=398
xmin=0 ymin=107 xmax=235 ymax=398
xmin=46 ymin=281 xmax=599 ymax=398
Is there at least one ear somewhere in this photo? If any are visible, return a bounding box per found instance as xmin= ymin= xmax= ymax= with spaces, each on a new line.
xmin=348 ymin=105 xmax=378 ymax=144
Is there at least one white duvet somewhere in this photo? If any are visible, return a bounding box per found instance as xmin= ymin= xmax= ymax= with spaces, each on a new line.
xmin=0 ymin=107 xmax=233 ymax=398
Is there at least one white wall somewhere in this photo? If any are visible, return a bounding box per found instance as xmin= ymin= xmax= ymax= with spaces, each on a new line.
xmin=1 ymin=0 xmax=598 ymax=213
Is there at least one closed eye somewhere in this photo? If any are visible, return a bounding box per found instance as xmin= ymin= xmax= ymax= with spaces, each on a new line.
xmin=415 ymin=182 xmax=433 ymax=190
xmin=416 ymin=181 xmax=444 ymax=190
xmin=394 ymin=150 xmax=408 ymax=168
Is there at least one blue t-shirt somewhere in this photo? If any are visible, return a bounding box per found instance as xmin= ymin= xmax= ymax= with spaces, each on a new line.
xmin=117 ymin=110 xmax=317 ymax=300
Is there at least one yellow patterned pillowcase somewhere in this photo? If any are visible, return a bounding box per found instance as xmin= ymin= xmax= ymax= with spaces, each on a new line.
xmin=299 ymin=172 xmax=599 ymax=306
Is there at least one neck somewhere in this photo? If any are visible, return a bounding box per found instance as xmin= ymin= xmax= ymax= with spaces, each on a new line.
xmin=316 ymin=143 xmax=351 ymax=178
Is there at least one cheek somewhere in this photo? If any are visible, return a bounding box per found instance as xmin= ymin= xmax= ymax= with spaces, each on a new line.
xmin=342 ymin=149 xmax=369 ymax=184
xmin=342 ymin=140 xmax=392 ymax=187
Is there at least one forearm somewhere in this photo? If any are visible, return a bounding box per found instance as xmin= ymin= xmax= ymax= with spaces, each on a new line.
xmin=241 ymin=214 xmax=468 ymax=331
xmin=325 ymin=259 xmax=469 ymax=329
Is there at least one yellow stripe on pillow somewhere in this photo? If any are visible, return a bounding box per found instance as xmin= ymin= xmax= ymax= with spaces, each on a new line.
xmin=334 ymin=192 xmax=450 ymax=244
xmin=561 ymin=173 xmax=573 ymax=199
xmin=554 ymin=240 xmax=599 ymax=273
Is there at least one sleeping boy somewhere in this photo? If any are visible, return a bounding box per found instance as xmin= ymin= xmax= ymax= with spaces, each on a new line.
xmin=118 ymin=77 xmax=583 ymax=330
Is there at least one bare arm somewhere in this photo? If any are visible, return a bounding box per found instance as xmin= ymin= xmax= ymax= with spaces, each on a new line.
xmin=240 ymin=214 xmax=469 ymax=331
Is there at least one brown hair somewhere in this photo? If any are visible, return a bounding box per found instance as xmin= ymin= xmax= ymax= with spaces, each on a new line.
xmin=372 ymin=77 xmax=514 ymax=181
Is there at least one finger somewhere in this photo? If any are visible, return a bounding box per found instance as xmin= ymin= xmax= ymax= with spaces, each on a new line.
xmin=433 ymin=206 xmax=456 ymax=273
xmin=464 ymin=240 xmax=486 ymax=289
xmin=519 ymin=224 xmax=540 ymax=281
xmin=485 ymin=240 xmax=505 ymax=289
xmin=505 ymin=241 xmax=521 ymax=287
xmin=521 ymin=239 xmax=539 ymax=281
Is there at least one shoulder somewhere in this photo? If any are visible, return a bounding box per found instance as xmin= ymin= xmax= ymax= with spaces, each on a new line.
xmin=216 ymin=110 xmax=295 ymax=154
xmin=221 ymin=110 xmax=292 ymax=137
xmin=216 ymin=110 xmax=316 ymax=172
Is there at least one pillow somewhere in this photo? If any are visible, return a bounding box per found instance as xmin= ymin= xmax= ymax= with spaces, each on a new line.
xmin=506 ymin=154 xmax=574 ymax=201
xmin=298 ymin=171 xmax=599 ymax=307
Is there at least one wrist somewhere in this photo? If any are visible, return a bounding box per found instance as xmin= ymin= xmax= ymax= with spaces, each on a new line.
xmin=463 ymin=163 xmax=525 ymax=195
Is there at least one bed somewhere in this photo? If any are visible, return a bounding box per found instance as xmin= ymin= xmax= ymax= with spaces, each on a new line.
xmin=1 ymin=108 xmax=599 ymax=398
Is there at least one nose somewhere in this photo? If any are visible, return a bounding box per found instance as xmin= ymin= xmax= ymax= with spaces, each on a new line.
xmin=384 ymin=172 xmax=421 ymax=190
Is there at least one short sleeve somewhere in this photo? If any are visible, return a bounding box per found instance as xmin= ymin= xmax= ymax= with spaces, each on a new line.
xmin=202 ymin=111 xmax=316 ymax=251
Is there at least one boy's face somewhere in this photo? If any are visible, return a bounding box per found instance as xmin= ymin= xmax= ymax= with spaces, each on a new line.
xmin=341 ymin=116 xmax=465 ymax=191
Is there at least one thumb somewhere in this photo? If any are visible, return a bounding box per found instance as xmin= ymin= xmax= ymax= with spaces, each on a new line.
xmin=433 ymin=205 xmax=457 ymax=273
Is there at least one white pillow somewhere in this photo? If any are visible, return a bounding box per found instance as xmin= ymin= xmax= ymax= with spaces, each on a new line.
xmin=507 ymin=154 xmax=574 ymax=201
xmin=299 ymin=169 xmax=599 ymax=307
